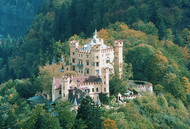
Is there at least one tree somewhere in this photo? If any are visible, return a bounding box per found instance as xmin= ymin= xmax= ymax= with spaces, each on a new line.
xmin=107 ymin=112 xmax=128 ymax=129
xmin=38 ymin=64 xmax=63 ymax=94
xmin=22 ymin=105 xmax=61 ymax=129
xmin=163 ymin=73 xmax=187 ymax=102
xmin=132 ymin=21 xmax=158 ymax=35
xmin=15 ymin=79 xmax=41 ymax=98
xmin=52 ymin=100 xmax=76 ymax=129
xmin=99 ymin=92 xmax=110 ymax=105
xmin=151 ymin=51 xmax=168 ymax=84
xmin=76 ymin=96 xmax=103 ymax=129
xmin=181 ymin=77 xmax=190 ymax=93
xmin=157 ymin=94 xmax=168 ymax=108
xmin=153 ymin=84 xmax=164 ymax=95
xmin=9 ymin=56 xmax=25 ymax=78
xmin=103 ymin=118 xmax=117 ymax=129
xmin=126 ymin=44 xmax=155 ymax=81
xmin=109 ymin=71 xmax=126 ymax=96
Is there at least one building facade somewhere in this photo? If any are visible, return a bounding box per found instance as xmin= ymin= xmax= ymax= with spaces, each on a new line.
xmin=52 ymin=30 xmax=123 ymax=102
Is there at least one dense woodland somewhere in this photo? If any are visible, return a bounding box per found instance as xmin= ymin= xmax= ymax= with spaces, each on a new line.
xmin=0 ymin=0 xmax=45 ymax=37
xmin=0 ymin=0 xmax=190 ymax=128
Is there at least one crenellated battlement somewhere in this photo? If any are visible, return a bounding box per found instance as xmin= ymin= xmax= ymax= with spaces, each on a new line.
xmin=62 ymin=76 xmax=70 ymax=81
xmin=77 ymin=82 xmax=102 ymax=87
xmin=76 ymin=48 xmax=91 ymax=54
xmin=70 ymin=40 xmax=79 ymax=48
xmin=101 ymin=47 xmax=114 ymax=53
xmin=114 ymin=40 xmax=123 ymax=47
xmin=91 ymin=44 xmax=102 ymax=51
xmin=102 ymin=67 xmax=110 ymax=72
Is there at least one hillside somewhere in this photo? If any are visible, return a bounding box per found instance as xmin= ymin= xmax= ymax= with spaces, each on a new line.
xmin=0 ymin=0 xmax=190 ymax=128
xmin=0 ymin=0 xmax=45 ymax=38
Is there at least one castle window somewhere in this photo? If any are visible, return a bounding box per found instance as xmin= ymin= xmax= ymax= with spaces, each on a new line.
xmin=87 ymin=55 xmax=89 ymax=58
xmin=96 ymin=56 xmax=98 ymax=59
xmin=92 ymin=88 xmax=94 ymax=92
xmin=81 ymin=54 xmax=83 ymax=57
xmin=96 ymin=62 xmax=99 ymax=66
xmin=86 ymin=60 xmax=89 ymax=65
xmin=104 ymin=76 xmax=106 ymax=78
xmin=81 ymin=68 xmax=83 ymax=72
xmin=73 ymin=52 xmax=75 ymax=55
xmin=92 ymin=62 xmax=95 ymax=66
xmin=67 ymin=68 xmax=68 ymax=70
xmin=96 ymin=70 xmax=99 ymax=75
xmin=59 ymin=90 xmax=61 ymax=94
xmin=63 ymin=94 xmax=65 ymax=97
xmin=104 ymin=81 xmax=106 ymax=85
xmin=73 ymin=66 xmax=75 ymax=71
xmin=86 ymin=68 xmax=89 ymax=74
xmin=106 ymin=60 xmax=110 ymax=63
xmin=104 ymin=88 xmax=106 ymax=92
xmin=96 ymin=88 xmax=98 ymax=92
xmin=72 ymin=58 xmax=75 ymax=63
xmin=79 ymin=68 xmax=80 ymax=72
xmin=63 ymin=86 xmax=65 ymax=90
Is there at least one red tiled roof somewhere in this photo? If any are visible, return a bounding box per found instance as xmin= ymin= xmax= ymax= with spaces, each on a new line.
xmin=54 ymin=76 xmax=101 ymax=89
xmin=71 ymin=76 xmax=100 ymax=85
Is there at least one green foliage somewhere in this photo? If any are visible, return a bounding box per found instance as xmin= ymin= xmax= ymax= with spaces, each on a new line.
xmin=153 ymin=84 xmax=164 ymax=95
xmin=15 ymin=79 xmax=41 ymax=98
xmin=99 ymin=92 xmax=110 ymax=105
xmin=132 ymin=21 xmax=158 ymax=35
xmin=126 ymin=44 xmax=155 ymax=81
xmin=76 ymin=96 xmax=103 ymax=129
xmin=22 ymin=105 xmax=61 ymax=129
xmin=109 ymin=73 xmax=126 ymax=96
xmin=0 ymin=0 xmax=190 ymax=128
xmin=52 ymin=100 xmax=76 ymax=129
xmin=0 ymin=0 xmax=44 ymax=37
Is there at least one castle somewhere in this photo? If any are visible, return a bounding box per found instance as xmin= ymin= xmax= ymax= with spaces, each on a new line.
xmin=52 ymin=30 xmax=123 ymax=102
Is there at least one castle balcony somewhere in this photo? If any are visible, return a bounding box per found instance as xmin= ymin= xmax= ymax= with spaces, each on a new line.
xmin=77 ymin=64 xmax=83 ymax=67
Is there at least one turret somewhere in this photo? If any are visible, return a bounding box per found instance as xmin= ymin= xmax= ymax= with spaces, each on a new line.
xmin=70 ymin=40 xmax=79 ymax=71
xmin=70 ymin=40 xmax=79 ymax=48
xmin=52 ymin=77 xmax=56 ymax=102
xmin=101 ymin=67 xmax=109 ymax=95
xmin=114 ymin=40 xmax=123 ymax=77
xmin=61 ymin=76 xmax=70 ymax=100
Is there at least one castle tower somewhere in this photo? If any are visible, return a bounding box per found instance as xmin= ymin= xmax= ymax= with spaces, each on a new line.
xmin=101 ymin=67 xmax=109 ymax=95
xmin=70 ymin=40 xmax=79 ymax=71
xmin=90 ymin=44 xmax=102 ymax=76
xmin=52 ymin=77 xmax=56 ymax=102
xmin=114 ymin=40 xmax=123 ymax=77
xmin=61 ymin=76 xmax=70 ymax=100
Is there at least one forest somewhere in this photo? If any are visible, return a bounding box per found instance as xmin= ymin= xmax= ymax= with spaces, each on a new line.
xmin=0 ymin=0 xmax=190 ymax=128
xmin=0 ymin=0 xmax=45 ymax=38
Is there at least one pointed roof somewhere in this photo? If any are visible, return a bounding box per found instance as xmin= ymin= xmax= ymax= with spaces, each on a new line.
xmin=96 ymin=97 xmax=101 ymax=106
xmin=59 ymin=55 xmax=64 ymax=63
xmin=73 ymin=98 xmax=78 ymax=106
xmin=52 ymin=57 xmax=56 ymax=64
